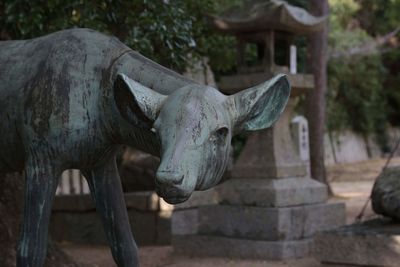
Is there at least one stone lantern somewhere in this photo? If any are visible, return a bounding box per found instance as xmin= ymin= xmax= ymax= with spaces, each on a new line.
xmin=211 ymin=0 xmax=326 ymax=181
xmin=172 ymin=0 xmax=345 ymax=260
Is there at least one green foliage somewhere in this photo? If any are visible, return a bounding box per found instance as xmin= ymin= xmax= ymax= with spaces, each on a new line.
xmin=0 ymin=0 xmax=251 ymax=72
xmin=327 ymin=55 xmax=387 ymax=135
xmin=327 ymin=53 xmax=390 ymax=150
xmin=1 ymin=0 xmax=222 ymax=71
xmin=356 ymin=0 xmax=400 ymax=35
xmin=356 ymin=0 xmax=400 ymax=129
xmin=330 ymin=0 xmax=360 ymax=29
xmin=326 ymin=0 xmax=400 ymax=150
xmin=383 ymin=49 xmax=400 ymax=126
xmin=204 ymin=35 xmax=238 ymax=75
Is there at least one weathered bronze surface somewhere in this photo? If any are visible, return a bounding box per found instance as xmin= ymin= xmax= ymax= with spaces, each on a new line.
xmin=0 ymin=28 xmax=291 ymax=267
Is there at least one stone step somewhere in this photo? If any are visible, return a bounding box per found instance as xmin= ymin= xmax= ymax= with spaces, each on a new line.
xmin=315 ymin=218 xmax=400 ymax=267
xmin=217 ymin=177 xmax=328 ymax=207
xmin=172 ymin=235 xmax=313 ymax=260
xmin=173 ymin=202 xmax=345 ymax=241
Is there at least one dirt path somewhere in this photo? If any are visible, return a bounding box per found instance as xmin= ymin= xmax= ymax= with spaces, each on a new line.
xmin=327 ymin=157 xmax=400 ymax=182
xmin=62 ymin=158 xmax=399 ymax=267
xmin=61 ymin=244 xmax=328 ymax=267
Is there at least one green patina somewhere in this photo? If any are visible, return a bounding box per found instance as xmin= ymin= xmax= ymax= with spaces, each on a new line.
xmin=0 ymin=28 xmax=290 ymax=267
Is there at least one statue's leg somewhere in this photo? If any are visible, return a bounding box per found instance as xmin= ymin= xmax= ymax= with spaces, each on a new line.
xmin=17 ymin=151 xmax=60 ymax=267
xmin=84 ymin=156 xmax=139 ymax=267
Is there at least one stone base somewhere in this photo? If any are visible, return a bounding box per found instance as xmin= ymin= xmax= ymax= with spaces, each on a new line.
xmin=198 ymin=203 xmax=345 ymax=241
xmin=172 ymin=203 xmax=345 ymax=239
xmin=315 ymin=218 xmax=400 ymax=267
xmin=173 ymin=235 xmax=313 ymax=260
xmin=172 ymin=202 xmax=345 ymax=260
xmin=232 ymin=164 xmax=307 ymax=180
xmin=217 ymin=177 xmax=328 ymax=207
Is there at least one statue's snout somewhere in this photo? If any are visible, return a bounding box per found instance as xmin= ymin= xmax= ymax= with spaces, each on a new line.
xmin=155 ymin=170 xmax=184 ymax=186
xmin=155 ymin=170 xmax=191 ymax=204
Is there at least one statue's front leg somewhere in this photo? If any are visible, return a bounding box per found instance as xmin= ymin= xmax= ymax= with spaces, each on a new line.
xmin=84 ymin=156 xmax=139 ymax=267
xmin=17 ymin=150 xmax=61 ymax=267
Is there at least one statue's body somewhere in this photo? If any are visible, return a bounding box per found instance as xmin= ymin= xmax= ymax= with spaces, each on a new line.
xmin=0 ymin=29 xmax=290 ymax=267
xmin=0 ymin=28 xmax=191 ymax=173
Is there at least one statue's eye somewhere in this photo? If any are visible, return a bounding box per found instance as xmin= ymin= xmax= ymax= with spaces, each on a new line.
xmin=209 ymin=127 xmax=229 ymax=144
xmin=210 ymin=127 xmax=229 ymax=145
xmin=216 ymin=127 xmax=229 ymax=139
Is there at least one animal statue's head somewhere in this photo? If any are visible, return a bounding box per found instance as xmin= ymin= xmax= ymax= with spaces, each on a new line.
xmin=114 ymin=74 xmax=290 ymax=204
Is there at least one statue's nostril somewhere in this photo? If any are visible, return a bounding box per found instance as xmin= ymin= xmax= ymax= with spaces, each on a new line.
xmin=156 ymin=171 xmax=184 ymax=186
xmin=174 ymin=175 xmax=184 ymax=185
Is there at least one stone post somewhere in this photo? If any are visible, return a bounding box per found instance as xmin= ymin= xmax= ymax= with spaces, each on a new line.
xmin=232 ymin=100 xmax=306 ymax=179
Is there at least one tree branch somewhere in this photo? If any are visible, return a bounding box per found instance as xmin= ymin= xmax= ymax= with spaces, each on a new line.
xmin=330 ymin=26 xmax=400 ymax=59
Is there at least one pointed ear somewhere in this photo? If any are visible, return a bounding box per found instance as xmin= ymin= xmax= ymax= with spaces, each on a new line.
xmin=114 ymin=74 xmax=167 ymax=128
xmin=228 ymin=74 xmax=291 ymax=133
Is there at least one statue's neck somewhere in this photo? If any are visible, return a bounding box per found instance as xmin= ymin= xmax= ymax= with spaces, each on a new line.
xmin=111 ymin=51 xmax=195 ymax=95
xmin=101 ymin=49 xmax=195 ymax=156
xmin=118 ymin=126 xmax=161 ymax=157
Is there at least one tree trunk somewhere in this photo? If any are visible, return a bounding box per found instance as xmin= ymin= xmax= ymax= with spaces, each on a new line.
xmin=0 ymin=172 xmax=81 ymax=267
xmin=305 ymin=0 xmax=333 ymax=194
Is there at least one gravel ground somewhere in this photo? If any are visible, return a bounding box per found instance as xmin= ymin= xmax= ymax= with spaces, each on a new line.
xmin=61 ymin=244 xmax=331 ymax=267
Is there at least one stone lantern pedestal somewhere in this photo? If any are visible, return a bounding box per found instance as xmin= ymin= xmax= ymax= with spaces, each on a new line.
xmin=171 ymin=96 xmax=345 ymax=260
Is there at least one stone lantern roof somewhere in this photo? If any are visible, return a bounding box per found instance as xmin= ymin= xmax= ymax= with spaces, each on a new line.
xmin=209 ymin=0 xmax=326 ymax=35
xmin=209 ymin=0 xmax=326 ymax=95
